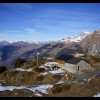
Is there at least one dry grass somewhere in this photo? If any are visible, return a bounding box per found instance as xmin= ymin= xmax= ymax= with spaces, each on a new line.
xmin=46 ymin=82 xmax=95 ymax=97
xmin=64 ymin=72 xmax=74 ymax=80
xmin=0 ymin=69 xmax=38 ymax=86
xmin=88 ymin=76 xmax=100 ymax=92
xmin=35 ymin=75 xmax=44 ymax=81
xmin=0 ymin=68 xmax=63 ymax=86
xmin=49 ymin=83 xmax=71 ymax=94
xmin=41 ymin=74 xmax=62 ymax=84
xmin=52 ymin=74 xmax=62 ymax=80
xmin=0 ymin=89 xmax=35 ymax=97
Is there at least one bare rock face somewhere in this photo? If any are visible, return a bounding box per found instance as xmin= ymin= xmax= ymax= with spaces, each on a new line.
xmin=80 ymin=30 xmax=100 ymax=56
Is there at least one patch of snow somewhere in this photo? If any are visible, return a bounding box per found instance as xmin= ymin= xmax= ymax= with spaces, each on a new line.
xmin=44 ymin=64 xmax=52 ymax=67
xmin=0 ymin=85 xmax=53 ymax=94
xmin=39 ymin=66 xmax=47 ymax=70
xmin=27 ymin=85 xmax=53 ymax=94
xmin=34 ymin=93 xmax=42 ymax=97
xmin=88 ymin=78 xmax=91 ymax=82
xmin=47 ymin=62 xmax=58 ymax=65
xmin=0 ymin=84 xmax=53 ymax=94
xmin=49 ymin=69 xmax=65 ymax=74
xmin=26 ymin=84 xmax=53 ymax=94
xmin=56 ymin=80 xmax=65 ymax=84
xmin=44 ymin=62 xmax=58 ymax=67
xmin=40 ymin=72 xmax=49 ymax=75
xmin=16 ymin=68 xmax=33 ymax=72
xmin=58 ymin=30 xmax=91 ymax=43
xmin=39 ymin=66 xmax=45 ymax=68
xmin=46 ymin=58 xmax=52 ymax=60
xmin=87 ymin=77 xmax=95 ymax=82
xmin=94 ymin=93 xmax=100 ymax=97
xmin=0 ymin=86 xmax=25 ymax=91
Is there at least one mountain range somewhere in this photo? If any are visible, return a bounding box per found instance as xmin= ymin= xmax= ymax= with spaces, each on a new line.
xmin=0 ymin=29 xmax=100 ymax=68
xmin=58 ymin=30 xmax=91 ymax=43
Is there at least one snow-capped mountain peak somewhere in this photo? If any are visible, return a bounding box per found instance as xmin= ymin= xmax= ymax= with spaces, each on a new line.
xmin=80 ymin=30 xmax=91 ymax=36
xmin=58 ymin=30 xmax=91 ymax=43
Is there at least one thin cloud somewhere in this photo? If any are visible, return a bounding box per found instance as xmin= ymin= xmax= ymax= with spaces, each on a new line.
xmin=5 ymin=28 xmax=41 ymax=36
xmin=0 ymin=33 xmax=9 ymax=41
xmin=7 ymin=30 xmax=22 ymax=33
xmin=24 ymin=28 xmax=41 ymax=35
xmin=0 ymin=34 xmax=6 ymax=38
xmin=30 ymin=15 xmax=100 ymax=33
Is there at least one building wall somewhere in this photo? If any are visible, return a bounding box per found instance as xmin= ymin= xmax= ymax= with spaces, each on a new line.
xmin=76 ymin=60 xmax=92 ymax=71
xmin=63 ymin=63 xmax=77 ymax=73
xmin=62 ymin=60 xmax=92 ymax=73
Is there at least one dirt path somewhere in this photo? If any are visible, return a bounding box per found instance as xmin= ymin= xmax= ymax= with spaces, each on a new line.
xmin=71 ymin=70 xmax=100 ymax=81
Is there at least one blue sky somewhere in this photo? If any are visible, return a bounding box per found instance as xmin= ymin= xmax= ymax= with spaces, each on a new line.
xmin=0 ymin=3 xmax=100 ymax=42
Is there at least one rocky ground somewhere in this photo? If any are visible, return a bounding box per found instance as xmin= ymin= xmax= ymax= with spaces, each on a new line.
xmin=0 ymin=57 xmax=100 ymax=97
xmin=0 ymin=75 xmax=100 ymax=97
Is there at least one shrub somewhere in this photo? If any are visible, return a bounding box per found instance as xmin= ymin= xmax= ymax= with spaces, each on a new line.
xmin=63 ymin=84 xmax=71 ymax=90
xmin=51 ymin=84 xmax=63 ymax=94
xmin=52 ymin=86 xmax=63 ymax=94
xmin=52 ymin=75 xmax=62 ymax=80
xmin=36 ymin=75 xmax=44 ymax=81
xmin=88 ymin=77 xmax=100 ymax=89
xmin=50 ymin=83 xmax=71 ymax=94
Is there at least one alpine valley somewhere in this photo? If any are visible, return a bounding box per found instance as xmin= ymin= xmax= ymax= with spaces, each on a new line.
xmin=0 ymin=29 xmax=100 ymax=68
